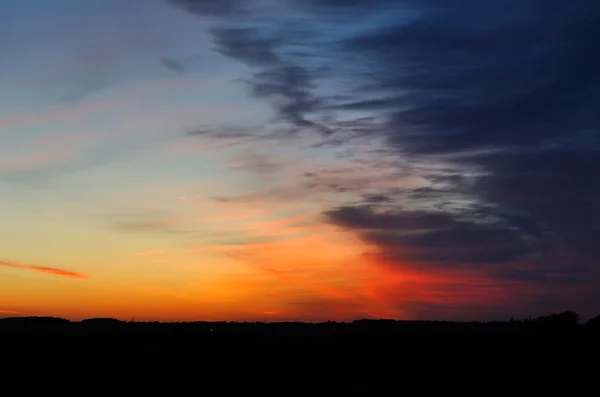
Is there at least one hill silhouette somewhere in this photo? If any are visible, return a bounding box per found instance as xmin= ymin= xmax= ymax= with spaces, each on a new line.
xmin=1 ymin=310 xmax=596 ymax=335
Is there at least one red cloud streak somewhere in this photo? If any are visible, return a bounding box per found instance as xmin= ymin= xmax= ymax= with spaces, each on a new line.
xmin=0 ymin=261 xmax=89 ymax=279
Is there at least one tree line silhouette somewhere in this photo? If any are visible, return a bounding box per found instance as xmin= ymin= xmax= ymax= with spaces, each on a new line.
xmin=1 ymin=310 xmax=598 ymax=335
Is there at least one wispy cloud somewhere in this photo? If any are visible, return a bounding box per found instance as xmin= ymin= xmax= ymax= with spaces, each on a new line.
xmin=0 ymin=98 xmax=129 ymax=132
xmin=0 ymin=261 xmax=89 ymax=279
xmin=0 ymin=309 xmax=22 ymax=314
xmin=0 ymin=76 xmax=245 ymax=189
xmin=136 ymin=249 xmax=166 ymax=256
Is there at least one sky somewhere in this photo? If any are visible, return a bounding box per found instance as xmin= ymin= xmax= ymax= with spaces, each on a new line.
xmin=1 ymin=0 xmax=599 ymax=322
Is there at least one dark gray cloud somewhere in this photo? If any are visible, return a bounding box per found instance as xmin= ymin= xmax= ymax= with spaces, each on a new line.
xmin=292 ymin=0 xmax=404 ymax=18
xmin=211 ymin=27 xmax=280 ymax=67
xmin=361 ymin=194 xmax=394 ymax=204
xmin=326 ymin=206 xmax=459 ymax=232
xmin=326 ymin=205 xmax=538 ymax=266
xmin=344 ymin=0 xmax=600 ymax=156
xmin=210 ymin=26 xmax=328 ymax=133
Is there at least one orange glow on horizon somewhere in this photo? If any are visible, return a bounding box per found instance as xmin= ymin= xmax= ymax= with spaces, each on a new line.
xmin=0 ymin=206 xmax=520 ymax=322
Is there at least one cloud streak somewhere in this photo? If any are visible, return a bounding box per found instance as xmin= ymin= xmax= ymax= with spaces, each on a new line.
xmin=136 ymin=249 xmax=166 ymax=256
xmin=0 ymin=261 xmax=89 ymax=279
xmin=0 ymin=309 xmax=21 ymax=314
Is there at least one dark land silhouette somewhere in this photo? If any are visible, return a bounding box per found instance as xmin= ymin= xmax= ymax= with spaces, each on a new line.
xmin=2 ymin=310 xmax=598 ymax=335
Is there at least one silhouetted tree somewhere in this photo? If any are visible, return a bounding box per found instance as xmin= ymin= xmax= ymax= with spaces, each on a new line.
xmin=531 ymin=311 xmax=579 ymax=332
xmin=586 ymin=315 xmax=600 ymax=330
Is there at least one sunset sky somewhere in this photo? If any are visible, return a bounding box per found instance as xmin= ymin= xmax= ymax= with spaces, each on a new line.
xmin=1 ymin=0 xmax=599 ymax=322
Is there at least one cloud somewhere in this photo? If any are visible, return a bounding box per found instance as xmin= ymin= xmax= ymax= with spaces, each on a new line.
xmin=1 ymin=80 xmax=240 ymax=188
xmin=224 ymin=151 xmax=284 ymax=174
xmin=326 ymin=206 xmax=462 ymax=232
xmin=168 ymin=0 xmax=600 ymax=318
xmin=212 ymin=27 xmax=280 ymax=67
xmin=110 ymin=213 xmax=192 ymax=235
xmin=343 ymin=1 xmax=599 ymax=152
xmin=167 ymin=1 xmax=333 ymax=133
xmin=136 ymin=250 xmax=166 ymax=256
xmin=0 ymin=152 xmax=70 ymax=171
xmin=0 ymin=261 xmax=89 ymax=279
xmin=0 ymin=98 xmax=129 ymax=132
xmin=317 ymin=1 xmax=598 ymax=291
xmin=167 ymin=0 xmax=247 ymax=17
xmin=326 ymin=205 xmax=538 ymax=266
xmin=0 ymin=309 xmax=22 ymax=314
xmin=210 ymin=26 xmax=328 ymax=133
xmin=44 ymin=0 xmax=185 ymax=102
xmin=331 ymin=2 xmax=600 ymax=259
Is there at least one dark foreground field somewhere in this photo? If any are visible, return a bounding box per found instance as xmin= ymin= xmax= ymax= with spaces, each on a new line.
xmin=3 ymin=311 xmax=597 ymax=379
